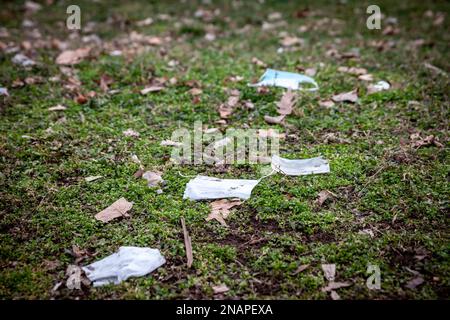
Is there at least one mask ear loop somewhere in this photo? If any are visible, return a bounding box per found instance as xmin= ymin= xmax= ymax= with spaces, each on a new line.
xmin=178 ymin=171 xmax=196 ymax=178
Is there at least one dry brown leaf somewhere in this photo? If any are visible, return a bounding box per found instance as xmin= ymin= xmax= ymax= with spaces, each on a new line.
xmin=411 ymin=134 xmax=443 ymax=149
xmin=358 ymin=74 xmax=374 ymax=81
xmin=75 ymin=93 xmax=88 ymax=104
xmin=94 ymin=197 xmax=132 ymax=223
xmin=264 ymin=114 xmax=285 ymax=124
xmin=140 ymin=86 xmax=164 ymax=95
xmin=321 ymin=264 xmax=336 ymax=282
xmin=212 ymin=284 xmax=229 ymax=294
xmin=280 ymin=36 xmax=304 ymax=47
xmin=276 ymin=89 xmax=296 ymax=115
xmin=133 ymin=168 xmax=145 ymax=178
xmin=317 ymin=190 xmax=334 ymax=206
xmin=123 ymin=129 xmax=140 ymax=137
xmin=258 ymin=128 xmax=285 ymax=139
xmin=318 ymin=100 xmax=335 ymax=108
xmin=181 ymin=217 xmax=193 ymax=268
xmin=330 ymin=291 xmax=341 ymax=300
xmin=331 ymin=90 xmax=358 ymax=103
xmin=251 ymin=57 xmax=267 ymax=68
xmin=188 ymin=88 xmax=203 ymax=96
xmin=56 ymin=47 xmax=91 ymax=65
xmin=338 ymin=66 xmax=367 ymax=76
xmin=99 ymin=74 xmax=113 ymax=92
xmin=142 ymin=171 xmax=163 ymax=187
xmin=207 ymin=199 xmax=242 ymax=227
xmin=405 ymin=276 xmax=424 ymax=289
xmin=218 ymin=94 xmax=240 ymax=119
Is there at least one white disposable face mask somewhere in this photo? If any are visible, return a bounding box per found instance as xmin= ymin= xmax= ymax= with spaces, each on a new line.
xmin=183 ymin=175 xmax=260 ymax=200
xmin=271 ymin=155 xmax=330 ymax=176
xmin=249 ymin=69 xmax=319 ymax=91
xmin=82 ymin=247 xmax=165 ymax=287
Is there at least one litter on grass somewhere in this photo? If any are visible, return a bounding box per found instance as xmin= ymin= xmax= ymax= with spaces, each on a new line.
xmin=82 ymin=246 xmax=165 ymax=287
xmin=183 ymin=175 xmax=259 ymax=200
xmin=271 ymin=155 xmax=330 ymax=176
xmin=94 ymin=197 xmax=133 ymax=223
xmin=249 ymin=69 xmax=319 ymax=91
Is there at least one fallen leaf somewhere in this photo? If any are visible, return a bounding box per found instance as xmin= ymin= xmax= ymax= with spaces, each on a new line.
xmin=207 ymin=199 xmax=242 ymax=227
xmin=133 ymin=168 xmax=145 ymax=178
xmin=330 ymin=291 xmax=341 ymax=300
xmin=411 ymin=134 xmax=443 ymax=149
xmin=140 ymin=86 xmax=164 ymax=95
xmin=433 ymin=12 xmax=445 ymax=26
xmin=280 ymin=35 xmax=304 ymax=47
xmin=85 ymin=176 xmax=103 ymax=182
xmin=276 ymin=89 xmax=296 ymax=115
xmin=406 ymin=276 xmax=424 ymax=289
xmin=94 ymin=197 xmax=132 ymax=223
xmin=212 ymin=284 xmax=229 ymax=294
xmin=264 ymin=114 xmax=285 ymax=124
xmin=75 ymin=94 xmax=88 ymax=104
xmin=358 ymin=229 xmax=374 ymax=237
xmin=251 ymin=57 xmax=267 ymax=68
xmin=136 ymin=17 xmax=154 ymax=26
xmin=319 ymin=100 xmax=335 ymax=108
xmin=258 ymin=128 xmax=285 ymax=139
xmin=268 ymin=12 xmax=282 ymax=21
xmin=322 ymin=264 xmax=336 ymax=282
xmin=317 ymin=190 xmax=334 ymax=206
xmin=99 ymin=74 xmax=114 ymax=92
xmin=66 ymin=265 xmax=82 ymax=290
xmin=142 ymin=171 xmax=163 ymax=187
xmin=219 ymin=94 xmax=240 ymax=119
xmin=188 ymin=88 xmax=203 ymax=96
xmin=338 ymin=66 xmax=367 ymax=76
xmin=181 ymin=217 xmax=193 ymax=268
xmin=48 ymin=104 xmax=67 ymax=111
xmin=123 ymin=128 xmax=140 ymax=137
xmin=56 ymin=47 xmax=91 ymax=65
xmin=423 ymin=62 xmax=446 ymax=76
xmin=358 ymin=74 xmax=374 ymax=81
xmin=331 ymin=90 xmax=358 ymax=103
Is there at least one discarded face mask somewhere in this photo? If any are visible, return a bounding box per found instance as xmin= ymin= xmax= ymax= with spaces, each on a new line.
xmin=183 ymin=175 xmax=260 ymax=200
xmin=271 ymin=155 xmax=330 ymax=176
xmin=82 ymin=246 xmax=165 ymax=287
xmin=249 ymin=69 xmax=319 ymax=91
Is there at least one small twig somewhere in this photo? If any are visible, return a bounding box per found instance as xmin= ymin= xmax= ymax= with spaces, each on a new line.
xmin=180 ymin=217 xmax=193 ymax=268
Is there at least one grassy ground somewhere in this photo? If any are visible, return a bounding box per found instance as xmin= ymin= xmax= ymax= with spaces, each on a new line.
xmin=0 ymin=0 xmax=448 ymax=299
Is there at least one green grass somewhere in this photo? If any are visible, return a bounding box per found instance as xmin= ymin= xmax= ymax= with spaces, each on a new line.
xmin=0 ymin=0 xmax=449 ymax=299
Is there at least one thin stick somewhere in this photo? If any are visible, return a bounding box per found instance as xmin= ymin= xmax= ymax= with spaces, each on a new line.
xmin=180 ymin=217 xmax=193 ymax=268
